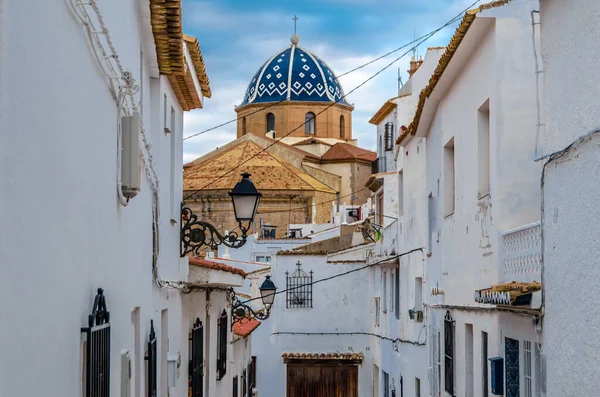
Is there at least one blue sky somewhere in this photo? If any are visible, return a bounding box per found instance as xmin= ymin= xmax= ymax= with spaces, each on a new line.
xmin=181 ymin=0 xmax=476 ymax=162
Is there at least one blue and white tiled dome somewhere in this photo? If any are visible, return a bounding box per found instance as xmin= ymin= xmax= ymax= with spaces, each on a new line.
xmin=240 ymin=37 xmax=350 ymax=107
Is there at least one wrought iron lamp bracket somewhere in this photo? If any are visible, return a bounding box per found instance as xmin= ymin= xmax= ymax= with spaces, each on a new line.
xmin=229 ymin=288 xmax=272 ymax=329
xmin=181 ymin=205 xmax=249 ymax=256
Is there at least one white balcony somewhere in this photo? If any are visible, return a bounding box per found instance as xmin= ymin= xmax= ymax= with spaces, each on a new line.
xmin=501 ymin=222 xmax=542 ymax=283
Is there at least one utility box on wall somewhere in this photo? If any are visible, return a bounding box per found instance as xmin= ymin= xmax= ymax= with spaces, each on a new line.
xmin=121 ymin=112 xmax=141 ymax=198
xmin=489 ymin=357 xmax=504 ymax=395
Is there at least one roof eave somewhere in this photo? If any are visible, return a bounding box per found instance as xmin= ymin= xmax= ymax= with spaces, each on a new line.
xmin=396 ymin=0 xmax=511 ymax=145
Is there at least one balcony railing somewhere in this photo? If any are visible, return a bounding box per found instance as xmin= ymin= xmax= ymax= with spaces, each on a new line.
xmin=371 ymin=156 xmax=387 ymax=174
xmin=501 ymin=222 xmax=542 ymax=283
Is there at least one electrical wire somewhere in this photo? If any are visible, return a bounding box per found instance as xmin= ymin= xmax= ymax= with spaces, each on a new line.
xmin=272 ymin=331 xmax=425 ymax=346
xmin=182 ymin=1 xmax=481 ymax=142
xmin=240 ymin=247 xmax=424 ymax=306
xmin=182 ymin=2 xmax=480 ymax=200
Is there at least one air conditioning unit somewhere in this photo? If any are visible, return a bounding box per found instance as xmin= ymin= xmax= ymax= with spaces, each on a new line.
xmin=121 ymin=112 xmax=141 ymax=198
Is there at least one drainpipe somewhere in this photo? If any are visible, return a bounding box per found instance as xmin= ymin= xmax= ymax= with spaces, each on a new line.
xmin=205 ymin=290 xmax=212 ymax=397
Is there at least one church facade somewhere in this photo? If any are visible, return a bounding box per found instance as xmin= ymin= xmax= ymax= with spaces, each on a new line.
xmin=184 ymin=35 xmax=375 ymax=240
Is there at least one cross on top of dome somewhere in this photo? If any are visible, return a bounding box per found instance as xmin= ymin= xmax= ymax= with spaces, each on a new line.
xmin=291 ymin=15 xmax=300 ymax=45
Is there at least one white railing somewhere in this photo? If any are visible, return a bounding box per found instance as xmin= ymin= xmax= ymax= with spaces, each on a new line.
xmin=501 ymin=222 xmax=542 ymax=282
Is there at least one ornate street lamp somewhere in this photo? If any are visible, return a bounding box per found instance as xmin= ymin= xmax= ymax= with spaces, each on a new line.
xmin=231 ymin=276 xmax=277 ymax=326
xmin=181 ymin=172 xmax=262 ymax=256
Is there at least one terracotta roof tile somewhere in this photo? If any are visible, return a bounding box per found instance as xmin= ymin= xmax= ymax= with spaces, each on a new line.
xmin=282 ymin=352 xmax=364 ymax=361
xmin=233 ymin=316 xmax=261 ymax=337
xmin=292 ymin=138 xmax=333 ymax=147
xmin=397 ymin=0 xmax=511 ymax=145
xmin=183 ymin=140 xmax=335 ymax=193
xmin=321 ymin=143 xmax=377 ymax=163
xmin=188 ymin=257 xmax=247 ymax=277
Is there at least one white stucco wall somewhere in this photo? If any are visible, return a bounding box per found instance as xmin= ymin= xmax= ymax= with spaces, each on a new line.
xmin=540 ymin=1 xmax=600 ymax=394
xmin=397 ymin=3 xmax=544 ymax=396
xmin=254 ymin=253 xmax=374 ymax=397
xmin=0 ymin=1 xmax=190 ymax=396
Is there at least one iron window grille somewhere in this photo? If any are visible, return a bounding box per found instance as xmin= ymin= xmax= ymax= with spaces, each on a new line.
xmin=81 ymin=288 xmax=111 ymax=397
xmin=145 ymin=320 xmax=157 ymax=397
xmin=444 ymin=311 xmax=455 ymax=396
xmin=217 ymin=310 xmax=228 ymax=380
xmin=285 ymin=261 xmax=313 ymax=308
xmin=190 ymin=318 xmax=204 ymax=397
xmin=233 ymin=375 xmax=239 ymax=397
xmin=384 ymin=122 xmax=394 ymax=151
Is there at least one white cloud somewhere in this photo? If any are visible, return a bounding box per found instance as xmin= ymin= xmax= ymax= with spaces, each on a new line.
xmin=181 ymin=0 xmax=471 ymax=159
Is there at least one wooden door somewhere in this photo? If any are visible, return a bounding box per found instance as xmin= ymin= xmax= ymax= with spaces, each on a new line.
xmin=286 ymin=364 xmax=358 ymax=397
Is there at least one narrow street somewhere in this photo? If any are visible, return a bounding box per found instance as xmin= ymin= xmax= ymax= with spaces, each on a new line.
xmin=0 ymin=1 xmax=598 ymax=397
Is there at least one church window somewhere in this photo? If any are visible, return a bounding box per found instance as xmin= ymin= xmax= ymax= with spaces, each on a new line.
xmin=340 ymin=115 xmax=345 ymax=138
xmin=385 ymin=122 xmax=394 ymax=151
xmin=286 ymin=261 xmax=313 ymax=308
xmin=242 ymin=117 xmax=247 ymax=135
xmin=305 ymin=112 xmax=316 ymax=135
xmin=266 ymin=113 xmax=275 ymax=133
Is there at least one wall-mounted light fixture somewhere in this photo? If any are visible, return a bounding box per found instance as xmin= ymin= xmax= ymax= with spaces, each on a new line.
xmin=181 ymin=172 xmax=262 ymax=255
xmin=230 ymin=276 xmax=277 ymax=327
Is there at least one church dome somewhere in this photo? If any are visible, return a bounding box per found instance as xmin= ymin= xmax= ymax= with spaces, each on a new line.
xmin=240 ymin=38 xmax=350 ymax=107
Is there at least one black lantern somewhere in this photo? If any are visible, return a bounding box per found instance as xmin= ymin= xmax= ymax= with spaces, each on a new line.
xmin=181 ymin=172 xmax=262 ymax=256
xmin=259 ymin=275 xmax=277 ymax=306
xmin=229 ymin=172 xmax=262 ymax=223
xmin=230 ymin=276 xmax=278 ymax=327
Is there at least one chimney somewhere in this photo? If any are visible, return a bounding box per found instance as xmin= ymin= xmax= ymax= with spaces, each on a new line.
xmin=408 ymin=55 xmax=423 ymax=77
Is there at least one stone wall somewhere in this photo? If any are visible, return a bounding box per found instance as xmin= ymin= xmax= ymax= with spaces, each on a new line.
xmin=184 ymin=190 xmax=335 ymax=239
xmin=236 ymin=101 xmax=353 ymax=140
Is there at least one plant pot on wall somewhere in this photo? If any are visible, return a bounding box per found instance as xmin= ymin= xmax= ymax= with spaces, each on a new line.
xmin=408 ymin=309 xmax=415 ymax=320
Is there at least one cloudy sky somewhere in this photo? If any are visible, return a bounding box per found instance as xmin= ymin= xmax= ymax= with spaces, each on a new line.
xmin=181 ymin=0 xmax=478 ymax=163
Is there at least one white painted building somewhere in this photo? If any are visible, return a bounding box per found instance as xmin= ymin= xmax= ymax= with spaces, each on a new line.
xmin=0 ymin=2 xmax=259 ymax=397
xmin=538 ymin=0 xmax=600 ymax=395
xmin=366 ymin=46 xmax=444 ymax=397
xmin=386 ymin=1 xmax=544 ymax=397
xmin=247 ymin=224 xmax=376 ymax=397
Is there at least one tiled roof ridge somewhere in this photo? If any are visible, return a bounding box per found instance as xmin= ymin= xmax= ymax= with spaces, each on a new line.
xmin=188 ymin=257 xmax=247 ymax=277
xmin=321 ymin=142 xmax=377 ymax=162
xmin=282 ymin=352 xmax=364 ymax=361
xmin=182 ymin=34 xmax=211 ymax=98
xmin=292 ymin=137 xmax=334 ymax=147
xmin=396 ymin=0 xmax=511 ymax=145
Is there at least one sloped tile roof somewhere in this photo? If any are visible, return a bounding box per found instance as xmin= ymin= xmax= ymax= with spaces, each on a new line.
xmin=188 ymin=257 xmax=247 ymax=277
xmin=321 ymin=142 xmax=377 ymax=162
xmin=233 ymin=317 xmax=261 ymax=338
xmin=183 ymin=140 xmax=336 ymax=193
xmin=282 ymin=352 xmax=364 ymax=361
xmin=149 ymin=1 xmax=211 ymax=110
xmin=292 ymin=137 xmax=334 ymax=147
xmin=397 ymin=0 xmax=511 ymax=145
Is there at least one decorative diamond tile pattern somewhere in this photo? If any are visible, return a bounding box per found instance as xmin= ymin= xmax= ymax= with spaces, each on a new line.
xmin=502 ymin=224 xmax=542 ymax=276
xmin=239 ymin=46 xmax=350 ymax=106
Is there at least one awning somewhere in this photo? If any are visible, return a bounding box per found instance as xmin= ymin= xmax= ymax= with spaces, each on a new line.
xmin=474 ymin=281 xmax=541 ymax=306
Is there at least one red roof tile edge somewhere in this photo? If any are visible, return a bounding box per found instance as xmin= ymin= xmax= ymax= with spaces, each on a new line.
xmin=188 ymin=257 xmax=247 ymax=278
xmin=233 ymin=316 xmax=261 ymax=337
